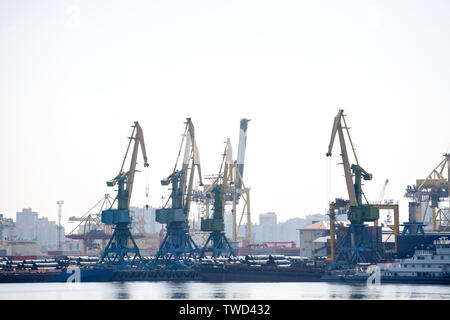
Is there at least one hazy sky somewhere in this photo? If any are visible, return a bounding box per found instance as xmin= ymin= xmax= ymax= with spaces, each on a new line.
xmin=1 ymin=0 xmax=449 ymax=231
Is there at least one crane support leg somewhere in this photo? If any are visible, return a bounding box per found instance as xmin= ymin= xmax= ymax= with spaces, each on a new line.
xmin=199 ymin=231 xmax=235 ymax=259
xmin=99 ymin=222 xmax=143 ymax=268
xmin=150 ymin=226 xmax=199 ymax=269
xmin=330 ymin=224 xmax=381 ymax=269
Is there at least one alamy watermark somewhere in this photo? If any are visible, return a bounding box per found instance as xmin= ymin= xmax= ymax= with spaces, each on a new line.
xmin=66 ymin=266 xmax=81 ymax=289
xmin=366 ymin=265 xmax=381 ymax=289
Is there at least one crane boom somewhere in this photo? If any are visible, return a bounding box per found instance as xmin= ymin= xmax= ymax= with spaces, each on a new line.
xmin=179 ymin=118 xmax=203 ymax=215
xmin=107 ymin=121 xmax=149 ymax=210
xmin=126 ymin=122 xmax=149 ymax=208
xmin=326 ymin=110 xmax=357 ymax=206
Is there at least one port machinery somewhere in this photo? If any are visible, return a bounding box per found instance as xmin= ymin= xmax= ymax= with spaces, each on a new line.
xmin=405 ymin=153 xmax=450 ymax=234
xmin=195 ymin=118 xmax=253 ymax=247
xmin=151 ymin=118 xmax=204 ymax=269
xmin=98 ymin=121 xmax=149 ymax=269
xmin=326 ymin=109 xmax=381 ymax=269
xmin=199 ymin=138 xmax=236 ymax=259
xmin=195 ymin=118 xmax=252 ymax=257
xmin=66 ymin=194 xmax=114 ymax=255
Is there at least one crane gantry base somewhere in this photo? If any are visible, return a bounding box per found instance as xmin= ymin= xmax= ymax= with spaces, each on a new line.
xmin=199 ymin=231 xmax=235 ymax=259
xmin=99 ymin=221 xmax=144 ymax=269
xmin=329 ymin=223 xmax=381 ymax=270
xmin=150 ymin=226 xmax=200 ymax=270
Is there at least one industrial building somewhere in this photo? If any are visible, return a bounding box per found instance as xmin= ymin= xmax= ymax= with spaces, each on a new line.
xmin=0 ymin=214 xmax=15 ymax=241
xmin=299 ymin=221 xmax=330 ymax=258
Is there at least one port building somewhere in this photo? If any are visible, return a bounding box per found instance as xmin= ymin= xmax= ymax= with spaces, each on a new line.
xmin=299 ymin=221 xmax=330 ymax=258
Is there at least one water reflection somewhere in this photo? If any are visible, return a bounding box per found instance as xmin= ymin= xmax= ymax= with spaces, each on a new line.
xmin=348 ymin=284 xmax=367 ymax=300
xmin=348 ymin=293 xmax=366 ymax=299
xmin=0 ymin=281 xmax=448 ymax=300
xmin=113 ymin=282 xmax=130 ymax=300
xmin=167 ymin=282 xmax=189 ymax=299
xmin=211 ymin=284 xmax=226 ymax=299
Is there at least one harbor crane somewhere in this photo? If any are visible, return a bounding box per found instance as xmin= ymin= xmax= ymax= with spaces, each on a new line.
xmin=196 ymin=119 xmax=252 ymax=246
xmin=152 ymin=118 xmax=203 ymax=269
xmin=199 ymin=138 xmax=236 ymax=258
xmin=405 ymin=153 xmax=450 ymax=233
xmin=66 ymin=194 xmax=114 ymax=255
xmin=326 ymin=109 xmax=381 ymax=268
xmin=99 ymin=121 xmax=149 ymax=269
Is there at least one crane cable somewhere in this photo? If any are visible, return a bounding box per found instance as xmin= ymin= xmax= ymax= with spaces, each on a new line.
xmin=145 ymin=165 xmax=150 ymax=210
xmin=108 ymin=125 xmax=137 ymax=210
xmin=160 ymin=122 xmax=189 ymax=210
xmin=326 ymin=155 xmax=331 ymax=210
xmin=173 ymin=123 xmax=189 ymax=174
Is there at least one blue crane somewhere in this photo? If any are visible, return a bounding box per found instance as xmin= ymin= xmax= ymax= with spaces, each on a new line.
xmin=99 ymin=121 xmax=149 ymax=269
xmin=151 ymin=118 xmax=203 ymax=269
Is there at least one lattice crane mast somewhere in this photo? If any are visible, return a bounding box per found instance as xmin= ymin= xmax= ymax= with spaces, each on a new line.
xmin=67 ymin=194 xmax=115 ymax=255
xmin=405 ymin=153 xmax=450 ymax=232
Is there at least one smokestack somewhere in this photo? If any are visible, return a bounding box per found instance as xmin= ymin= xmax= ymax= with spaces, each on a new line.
xmin=236 ymin=118 xmax=250 ymax=190
xmin=56 ymin=200 xmax=64 ymax=251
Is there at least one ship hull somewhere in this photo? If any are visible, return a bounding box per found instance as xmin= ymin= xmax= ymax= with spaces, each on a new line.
xmin=0 ymin=268 xmax=114 ymax=283
xmin=195 ymin=265 xmax=324 ymax=282
xmin=0 ymin=268 xmax=201 ymax=283
xmin=321 ymin=273 xmax=450 ymax=285
xmin=112 ymin=269 xmax=200 ymax=281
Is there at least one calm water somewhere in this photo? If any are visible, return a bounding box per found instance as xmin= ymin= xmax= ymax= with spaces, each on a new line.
xmin=0 ymin=281 xmax=449 ymax=300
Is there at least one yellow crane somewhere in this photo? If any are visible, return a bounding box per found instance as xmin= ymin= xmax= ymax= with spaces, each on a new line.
xmin=326 ymin=110 xmax=380 ymax=268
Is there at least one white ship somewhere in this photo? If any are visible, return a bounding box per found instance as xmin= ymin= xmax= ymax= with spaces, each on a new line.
xmin=322 ymin=237 xmax=450 ymax=284
xmin=377 ymin=237 xmax=450 ymax=283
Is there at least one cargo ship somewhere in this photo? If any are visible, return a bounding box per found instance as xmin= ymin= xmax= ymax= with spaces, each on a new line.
xmin=0 ymin=257 xmax=114 ymax=283
xmin=194 ymin=255 xmax=326 ymax=282
xmin=0 ymin=267 xmax=114 ymax=283
xmin=0 ymin=254 xmax=326 ymax=283
xmin=0 ymin=256 xmax=201 ymax=283
xmin=321 ymin=237 xmax=450 ymax=284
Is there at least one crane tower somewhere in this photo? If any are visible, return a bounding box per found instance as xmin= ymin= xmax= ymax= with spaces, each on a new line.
xmin=99 ymin=121 xmax=149 ymax=269
xmin=199 ymin=139 xmax=236 ymax=258
xmin=326 ymin=110 xmax=381 ymax=269
xmin=152 ymin=118 xmax=203 ymax=269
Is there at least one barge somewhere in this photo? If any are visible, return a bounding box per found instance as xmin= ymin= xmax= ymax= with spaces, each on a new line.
xmin=194 ymin=255 xmax=325 ymax=282
xmin=0 ymin=267 xmax=114 ymax=283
